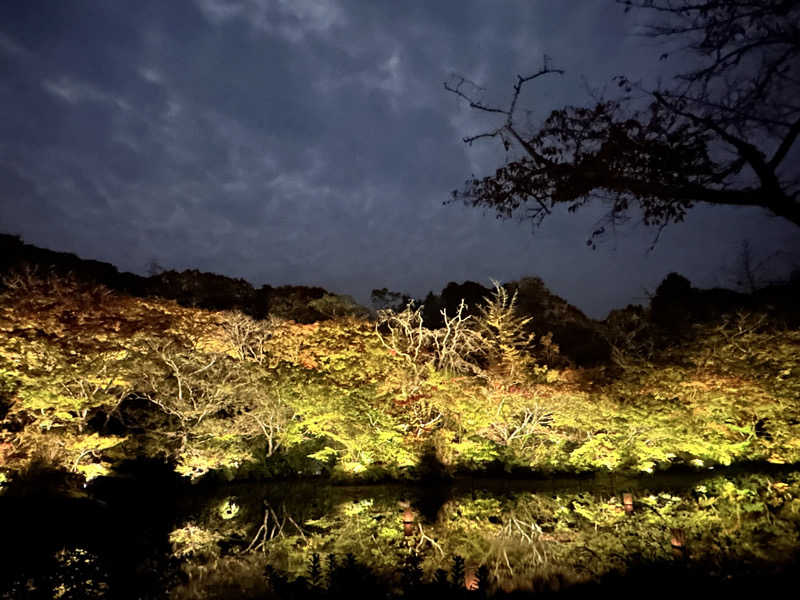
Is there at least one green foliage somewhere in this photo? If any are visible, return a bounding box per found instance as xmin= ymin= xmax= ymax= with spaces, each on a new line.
xmin=5 ymin=271 xmax=800 ymax=598
xmin=154 ymin=470 xmax=800 ymax=597
xmin=1 ymin=270 xmax=799 ymax=483
xmin=169 ymin=524 xmax=225 ymax=560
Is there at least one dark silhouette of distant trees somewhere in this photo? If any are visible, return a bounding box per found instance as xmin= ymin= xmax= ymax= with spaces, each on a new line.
xmin=446 ymin=0 xmax=800 ymax=245
xmin=370 ymin=288 xmax=414 ymax=312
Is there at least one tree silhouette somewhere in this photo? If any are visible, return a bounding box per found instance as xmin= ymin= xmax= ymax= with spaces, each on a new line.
xmin=446 ymin=1 xmax=800 ymax=246
xmin=370 ymin=287 xmax=414 ymax=312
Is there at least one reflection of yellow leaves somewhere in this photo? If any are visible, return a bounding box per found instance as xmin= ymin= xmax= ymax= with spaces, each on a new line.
xmin=304 ymin=516 xmax=335 ymax=528
xmin=342 ymin=498 xmax=373 ymax=517
xmin=218 ymin=498 xmax=240 ymax=520
xmin=75 ymin=462 xmax=112 ymax=481
xmin=169 ymin=524 xmax=223 ymax=559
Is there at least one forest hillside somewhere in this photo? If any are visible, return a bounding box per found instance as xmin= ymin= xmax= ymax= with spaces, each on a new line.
xmin=1 ymin=233 xmax=798 ymax=485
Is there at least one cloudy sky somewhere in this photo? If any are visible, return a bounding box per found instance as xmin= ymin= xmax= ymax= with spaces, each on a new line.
xmin=1 ymin=0 xmax=798 ymax=319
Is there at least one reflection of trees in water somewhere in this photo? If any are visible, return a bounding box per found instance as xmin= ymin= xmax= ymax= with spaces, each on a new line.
xmin=432 ymin=495 xmax=569 ymax=593
xmin=229 ymin=492 xmax=568 ymax=594
xmin=1 ymin=546 xmax=110 ymax=600
xmin=489 ymin=510 xmax=551 ymax=578
xmin=159 ymin=472 xmax=800 ymax=597
xmin=246 ymin=501 xmax=307 ymax=554
xmin=6 ymin=472 xmax=797 ymax=598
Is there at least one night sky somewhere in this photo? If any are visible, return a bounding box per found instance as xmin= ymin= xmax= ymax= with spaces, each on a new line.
xmin=1 ymin=0 xmax=798 ymax=319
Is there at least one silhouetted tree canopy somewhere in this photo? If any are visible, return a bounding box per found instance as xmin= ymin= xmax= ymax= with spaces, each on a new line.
xmin=447 ymin=0 xmax=800 ymax=244
xmin=440 ymin=280 xmax=491 ymax=318
xmin=370 ymin=287 xmax=414 ymax=312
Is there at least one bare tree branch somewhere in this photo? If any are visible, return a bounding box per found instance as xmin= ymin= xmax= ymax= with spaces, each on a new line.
xmin=446 ymin=7 xmax=800 ymax=239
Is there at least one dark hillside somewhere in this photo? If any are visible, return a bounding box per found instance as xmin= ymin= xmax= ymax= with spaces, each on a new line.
xmin=0 ymin=233 xmax=341 ymax=323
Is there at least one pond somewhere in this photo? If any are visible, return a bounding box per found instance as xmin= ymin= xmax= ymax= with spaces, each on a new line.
xmin=2 ymin=464 xmax=800 ymax=598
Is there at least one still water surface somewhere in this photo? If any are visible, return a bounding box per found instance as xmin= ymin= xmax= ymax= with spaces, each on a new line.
xmin=2 ymin=466 xmax=799 ymax=598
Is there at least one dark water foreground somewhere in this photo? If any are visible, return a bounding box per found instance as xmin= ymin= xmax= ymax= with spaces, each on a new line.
xmin=2 ymin=463 xmax=800 ymax=599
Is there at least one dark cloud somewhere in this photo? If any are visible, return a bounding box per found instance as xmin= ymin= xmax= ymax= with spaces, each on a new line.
xmin=0 ymin=1 xmax=797 ymax=319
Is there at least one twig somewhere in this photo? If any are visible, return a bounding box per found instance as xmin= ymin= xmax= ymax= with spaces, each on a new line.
xmin=416 ymin=523 xmax=444 ymax=558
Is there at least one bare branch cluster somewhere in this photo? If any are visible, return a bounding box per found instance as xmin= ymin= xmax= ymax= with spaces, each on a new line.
xmin=487 ymin=404 xmax=553 ymax=450
xmin=375 ymin=300 xmax=484 ymax=383
xmin=445 ymin=57 xmax=564 ymax=148
xmin=376 ymin=301 xmax=486 ymax=435
xmin=59 ymin=357 xmax=131 ymax=432
xmin=142 ymin=339 xmax=295 ymax=458
xmin=245 ymin=384 xmax=294 ymax=457
xmin=247 ymin=502 xmax=306 ymax=553
xmin=219 ymin=311 xmax=276 ymax=363
xmin=144 ymin=343 xmax=244 ymax=433
xmin=486 ymin=509 xmax=551 ymax=579
xmin=432 ymin=300 xmax=486 ymax=375
xmin=623 ymin=0 xmax=800 ymax=140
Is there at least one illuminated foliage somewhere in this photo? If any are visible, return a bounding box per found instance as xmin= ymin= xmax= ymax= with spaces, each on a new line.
xmin=0 ymin=269 xmax=798 ymax=486
xmin=155 ymin=471 xmax=800 ymax=597
xmin=478 ymin=281 xmax=537 ymax=380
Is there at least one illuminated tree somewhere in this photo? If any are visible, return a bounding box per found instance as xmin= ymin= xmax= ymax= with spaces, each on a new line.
xmin=478 ymin=280 xmax=536 ymax=379
xmin=375 ymin=300 xmax=484 ymax=391
xmin=447 ymin=1 xmax=800 ymax=245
